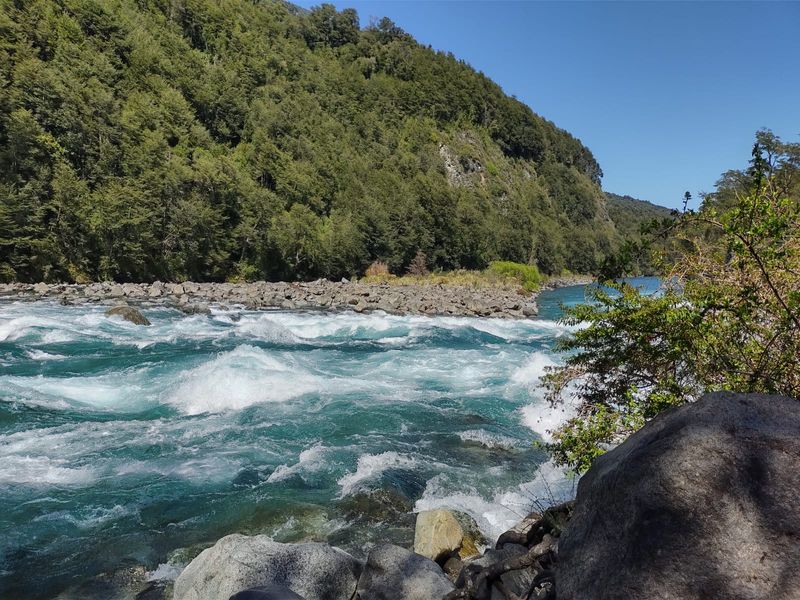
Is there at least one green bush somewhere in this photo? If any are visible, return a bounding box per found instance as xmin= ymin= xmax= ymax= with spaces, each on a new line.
xmin=486 ymin=261 xmax=541 ymax=292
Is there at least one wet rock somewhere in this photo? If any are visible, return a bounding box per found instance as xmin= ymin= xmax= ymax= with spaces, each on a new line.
xmin=173 ymin=535 xmax=361 ymax=600
xmin=179 ymin=302 xmax=210 ymax=315
xmin=356 ymin=544 xmax=454 ymax=600
xmin=557 ymin=392 xmax=800 ymax=600
xmin=414 ymin=509 xmax=486 ymax=564
xmin=105 ymin=305 xmax=151 ymax=326
xmin=496 ymin=512 xmax=543 ymax=549
xmin=442 ymin=556 xmax=464 ymax=582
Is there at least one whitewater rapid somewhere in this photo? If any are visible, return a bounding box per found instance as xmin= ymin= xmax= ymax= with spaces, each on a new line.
xmin=0 ymin=288 xmax=598 ymax=597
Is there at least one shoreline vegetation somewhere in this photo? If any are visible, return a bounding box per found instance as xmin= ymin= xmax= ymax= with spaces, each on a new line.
xmin=0 ymin=270 xmax=593 ymax=319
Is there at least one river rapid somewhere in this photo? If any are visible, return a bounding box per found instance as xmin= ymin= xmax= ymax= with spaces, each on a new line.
xmin=0 ymin=279 xmax=658 ymax=598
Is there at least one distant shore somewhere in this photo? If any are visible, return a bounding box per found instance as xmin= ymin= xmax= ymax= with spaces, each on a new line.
xmin=0 ymin=276 xmax=592 ymax=319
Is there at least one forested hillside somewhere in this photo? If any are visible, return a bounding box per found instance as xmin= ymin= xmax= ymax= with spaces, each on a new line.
xmin=0 ymin=0 xmax=662 ymax=283
xmin=605 ymin=193 xmax=673 ymax=238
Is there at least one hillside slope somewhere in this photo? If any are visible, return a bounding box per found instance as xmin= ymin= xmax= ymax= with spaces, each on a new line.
xmin=0 ymin=0 xmax=663 ymax=282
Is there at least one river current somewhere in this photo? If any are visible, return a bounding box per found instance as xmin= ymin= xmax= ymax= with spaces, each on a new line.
xmin=0 ymin=280 xmax=657 ymax=598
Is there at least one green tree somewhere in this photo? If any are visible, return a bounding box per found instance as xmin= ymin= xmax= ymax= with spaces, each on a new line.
xmin=545 ymin=136 xmax=800 ymax=472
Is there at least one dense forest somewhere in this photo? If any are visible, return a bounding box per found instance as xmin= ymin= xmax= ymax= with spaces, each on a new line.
xmin=0 ymin=0 xmax=668 ymax=283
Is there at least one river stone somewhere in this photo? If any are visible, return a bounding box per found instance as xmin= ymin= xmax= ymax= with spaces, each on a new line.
xmin=172 ymin=535 xmax=361 ymax=600
xmin=414 ymin=509 xmax=486 ymax=563
xmin=104 ymin=305 xmax=150 ymax=326
xmin=355 ymin=544 xmax=454 ymax=600
xmin=557 ymin=391 xmax=800 ymax=600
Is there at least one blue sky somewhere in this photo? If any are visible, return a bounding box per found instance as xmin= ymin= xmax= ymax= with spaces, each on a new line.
xmin=293 ymin=1 xmax=800 ymax=209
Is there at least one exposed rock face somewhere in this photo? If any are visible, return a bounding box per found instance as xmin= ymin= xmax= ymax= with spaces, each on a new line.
xmin=414 ymin=509 xmax=487 ymax=563
xmin=557 ymin=392 xmax=800 ymax=600
xmin=172 ymin=535 xmax=361 ymax=600
xmin=356 ymin=544 xmax=455 ymax=600
xmin=104 ymin=305 xmax=150 ymax=325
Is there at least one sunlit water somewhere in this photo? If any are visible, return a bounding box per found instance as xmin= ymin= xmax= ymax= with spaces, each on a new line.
xmin=0 ymin=278 xmax=658 ymax=598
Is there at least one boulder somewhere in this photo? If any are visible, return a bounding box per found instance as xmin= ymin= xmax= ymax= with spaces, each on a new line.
xmin=32 ymin=282 xmax=50 ymax=294
xmin=414 ymin=509 xmax=486 ymax=564
xmin=105 ymin=305 xmax=151 ymax=326
xmin=355 ymin=544 xmax=454 ymax=600
xmin=557 ymin=392 xmax=800 ymax=600
xmin=179 ymin=302 xmax=211 ymax=315
xmin=172 ymin=535 xmax=361 ymax=600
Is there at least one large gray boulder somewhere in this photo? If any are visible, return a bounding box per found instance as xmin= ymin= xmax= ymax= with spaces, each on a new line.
xmin=172 ymin=535 xmax=361 ymax=600
xmin=557 ymin=392 xmax=800 ymax=600
xmin=356 ymin=544 xmax=454 ymax=600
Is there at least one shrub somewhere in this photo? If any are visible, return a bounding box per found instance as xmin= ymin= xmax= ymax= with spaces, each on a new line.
xmin=545 ymin=159 xmax=800 ymax=472
xmin=406 ymin=250 xmax=429 ymax=276
xmin=365 ymin=260 xmax=391 ymax=278
xmin=486 ymin=261 xmax=541 ymax=292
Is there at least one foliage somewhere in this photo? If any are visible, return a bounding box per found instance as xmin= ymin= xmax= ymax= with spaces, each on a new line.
xmin=544 ymin=132 xmax=800 ymax=472
xmin=364 ymin=260 xmax=390 ymax=279
xmin=406 ymin=249 xmax=429 ymax=276
xmin=486 ymin=261 xmax=541 ymax=292
xmin=359 ymin=265 xmax=531 ymax=291
xmin=0 ymin=0 xmax=659 ymax=283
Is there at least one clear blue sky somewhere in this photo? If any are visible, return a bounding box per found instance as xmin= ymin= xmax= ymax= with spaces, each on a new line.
xmin=293 ymin=1 xmax=800 ymax=209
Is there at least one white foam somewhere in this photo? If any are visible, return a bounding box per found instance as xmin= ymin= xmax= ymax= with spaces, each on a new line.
xmin=25 ymin=349 xmax=66 ymax=361
xmin=458 ymin=429 xmax=519 ymax=450
xmin=415 ymin=462 xmax=576 ymax=541
xmin=168 ymin=345 xmax=327 ymax=415
xmin=235 ymin=316 xmax=301 ymax=344
xmin=3 ymin=370 xmax=153 ymax=411
xmin=0 ymin=316 xmax=54 ymax=342
xmin=337 ymin=451 xmax=419 ymax=496
xmin=0 ymin=455 xmax=96 ymax=486
xmin=268 ymin=443 xmax=328 ymax=483
xmin=147 ymin=563 xmax=184 ymax=582
xmin=510 ymin=352 xmax=557 ymax=389
xmin=115 ymin=456 xmax=241 ymax=481
xmin=32 ymin=504 xmax=133 ymax=529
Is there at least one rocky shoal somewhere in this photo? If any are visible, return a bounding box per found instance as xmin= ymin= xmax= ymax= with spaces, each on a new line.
xmin=0 ymin=280 xmax=540 ymax=319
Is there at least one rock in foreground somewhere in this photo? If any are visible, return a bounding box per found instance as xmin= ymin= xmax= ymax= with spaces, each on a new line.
xmin=414 ymin=509 xmax=486 ymax=564
xmin=557 ymin=392 xmax=800 ymax=600
xmin=356 ymin=544 xmax=455 ymax=600
xmin=172 ymin=535 xmax=361 ymax=600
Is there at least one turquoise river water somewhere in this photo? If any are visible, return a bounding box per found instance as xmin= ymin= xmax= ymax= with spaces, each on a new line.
xmin=0 ymin=279 xmax=658 ymax=598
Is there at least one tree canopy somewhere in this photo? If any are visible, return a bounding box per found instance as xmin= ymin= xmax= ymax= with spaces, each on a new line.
xmin=1 ymin=0 xmax=660 ymax=283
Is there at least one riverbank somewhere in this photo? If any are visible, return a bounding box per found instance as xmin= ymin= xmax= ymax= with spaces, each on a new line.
xmin=0 ymin=279 xmax=545 ymax=319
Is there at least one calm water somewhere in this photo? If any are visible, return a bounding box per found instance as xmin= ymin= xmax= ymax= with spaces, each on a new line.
xmin=0 ymin=278 xmax=658 ymax=598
